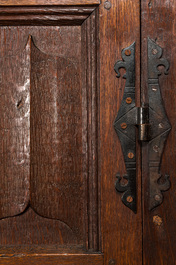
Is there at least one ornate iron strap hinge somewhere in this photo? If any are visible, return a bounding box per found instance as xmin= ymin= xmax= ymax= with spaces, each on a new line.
xmin=114 ymin=38 xmax=171 ymax=213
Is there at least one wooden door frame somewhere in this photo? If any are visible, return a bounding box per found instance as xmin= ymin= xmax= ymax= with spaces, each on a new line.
xmin=0 ymin=0 xmax=143 ymax=264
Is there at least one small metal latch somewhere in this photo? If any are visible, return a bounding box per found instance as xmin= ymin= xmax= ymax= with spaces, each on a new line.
xmin=137 ymin=106 xmax=150 ymax=141
xmin=114 ymin=38 xmax=171 ymax=213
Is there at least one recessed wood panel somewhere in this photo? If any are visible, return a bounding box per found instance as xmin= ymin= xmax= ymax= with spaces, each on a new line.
xmin=0 ymin=208 xmax=77 ymax=245
xmin=0 ymin=26 xmax=84 ymax=246
xmin=0 ymin=21 xmax=99 ymax=252
xmin=30 ymin=33 xmax=83 ymax=240
xmin=0 ymin=32 xmax=30 ymax=219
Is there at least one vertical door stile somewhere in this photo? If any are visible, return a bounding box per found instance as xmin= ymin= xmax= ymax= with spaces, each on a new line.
xmin=99 ymin=0 xmax=142 ymax=264
xmin=141 ymin=0 xmax=176 ymax=264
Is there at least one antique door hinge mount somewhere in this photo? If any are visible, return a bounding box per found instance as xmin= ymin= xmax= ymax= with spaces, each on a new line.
xmin=114 ymin=38 xmax=171 ymax=213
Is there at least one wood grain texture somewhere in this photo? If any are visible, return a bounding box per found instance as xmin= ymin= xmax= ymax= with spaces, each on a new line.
xmin=99 ymin=0 xmax=142 ymax=264
xmin=30 ymin=33 xmax=83 ymax=241
xmin=81 ymin=9 xmax=100 ymax=251
xmin=0 ymin=0 xmax=100 ymax=5
xmin=0 ymin=26 xmax=85 ymax=246
xmin=0 ymin=208 xmax=77 ymax=245
xmin=0 ymin=34 xmax=30 ymax=219
xmin=0 ymin=6 xmax=97 ymax=26
xmin=141 ymin=1 xmax=176 ymax=264
xmin=0 ymin=253 xmax=103 ymax=265
xmin=0 ymin=12 xmax=100 ymax=260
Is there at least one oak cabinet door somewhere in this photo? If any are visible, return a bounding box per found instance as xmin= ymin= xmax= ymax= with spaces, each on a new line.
xmin=0 ymin=2 xmax=104 ymax=264
xmin=0 ymin=0 xmax=175 ymax=265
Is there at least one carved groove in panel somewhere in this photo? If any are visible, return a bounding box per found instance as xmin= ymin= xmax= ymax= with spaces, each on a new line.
xmin=0 ymin=6 xmax=98 ymax=26
xmin=0 ymin=208 xmax=77 ymax=245
xmin=0 ymin=17 xmax=100 ymax=249
xmin=0 ymin=36 xmax=31 ymax=219
xmin=0 ymin=27 xmax=84 ymax=246
xmin=81 ymin=9 xmax=99 ymax=251
xmin=30 ymin=35 xmax=83 ymax=241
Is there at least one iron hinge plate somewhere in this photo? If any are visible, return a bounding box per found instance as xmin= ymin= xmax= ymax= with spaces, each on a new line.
xmin=114 ymin=38 xmax=171 ymax=213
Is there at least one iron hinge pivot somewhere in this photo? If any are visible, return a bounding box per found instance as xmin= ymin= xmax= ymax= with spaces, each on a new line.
xmin=114 ymin=38 xmax=171 ymax=213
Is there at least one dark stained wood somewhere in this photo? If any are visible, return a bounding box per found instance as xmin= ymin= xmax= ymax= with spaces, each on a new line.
xmin=141 ymin=0 xmax=176 ymax=264
xmin=0 ymin=208 xmax=77 ymax=245
xmin=0 ymin=4 xmax=101 ymax=264
xmin=81 ymin=9 xmax=100 ymax=251
xmin=0 ymin=26 xmax=85 ymax=246
xmin=0 ymin=6 xmax=97 ymax=26
xmin=0 ymin=30 xmax=30 ymax=219
xmin=99 ymin=0 xmax=142 ymax=264
xmin=0 ymin=253 xmax=104 ymax=265
xmin=2 ymin=0 xmax=176 ymax=264
xmin=30 ymin=32 xmax=83 ymax=241
xmin=0 ymin=0 xmax=100 ymax=5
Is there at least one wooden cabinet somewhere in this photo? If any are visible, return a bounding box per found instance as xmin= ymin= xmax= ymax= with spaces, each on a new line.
xmin=0 ymin=0 xmax=175 ymax=264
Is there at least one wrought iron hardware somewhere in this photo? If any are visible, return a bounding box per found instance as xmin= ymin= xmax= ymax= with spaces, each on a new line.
xmin=114 ymin=38 xmax=171 ymax=213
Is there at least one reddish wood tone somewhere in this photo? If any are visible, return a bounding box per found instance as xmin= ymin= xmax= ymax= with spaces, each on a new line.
xmin=0 ymin=5 xmax=101 ymax=264
xmin=141 ymin=1 xmax=176 ymax=264
xmin=81 ymin=9 xmax=100 ymax=251
xmin=99 ymin=0 xmax=142 ymax=264
xmin=1 ymin=0 xmax=175 ymax=264
xmin=30 ymin=34 xmax=83 ymax=240
xmin=0 ymin=254 xmax=103 ymax=265
xmin=0 ymin=208 xmax=77 ymax=245
xmin=0 ymin=0 xmax=100 ymax=5
xmin=0 ymin=25 xmax=84 ymax=246
xmin=0 ymin=30 xmax=30 ymax=219
xmin=0 ymin=6 xmax=97 ymax=26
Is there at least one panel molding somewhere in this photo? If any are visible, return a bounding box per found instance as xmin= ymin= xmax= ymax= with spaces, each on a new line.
xmin=81 ymin=9 xmax=100 ymax=251
xmin=0 ymin=6 xmax=98 ymax=26
xmin=0 ymin=253 xmax=104 ymax=265
xmin=0 ymin=0 xmax=100 ymax=5
xmin=0 ymin=4 xmax=100 ymax=253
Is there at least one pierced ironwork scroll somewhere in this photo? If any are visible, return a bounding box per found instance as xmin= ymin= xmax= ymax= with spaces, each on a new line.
xmin=114 ymin=42 xmax=137 ymax=213
xmin=148 ymin=37 xmax=171 ymax=210
xmin=114 ymin=38 xmax=171 ymax=213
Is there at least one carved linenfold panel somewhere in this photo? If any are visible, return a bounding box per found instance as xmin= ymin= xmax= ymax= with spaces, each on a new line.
xmin=0 ymin=207 xmax=77 ymax=245
xmin=0 ymin=29 xmax=84 ymax=244
xmin=30 ymin=34 xmax=83 ymax=238
xmin=0 ymin=23 xmax=99 ymax=250
xmin=0 ymin=36 xmax=30 ymax=219
xmin=0 ymin=32 xmax=83 ymax=242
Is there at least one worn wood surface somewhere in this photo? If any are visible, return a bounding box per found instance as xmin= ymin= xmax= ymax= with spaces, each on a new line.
xmin=99 ymin=0 xmax=142 ymax=264
xmin=0 ymin=10 xmax=100 ymax=263
xmin=0 ymin=0 xmax=100 ymax=6
xmin=0 ymin=6 xmax=97 ymax=26
xmin=81 ymin=9 xmax=100 ymax=251
xmin=141 ymin=0 xmax=176 ymax=264
xmin=30 ymin=33 xmax=84 ymax=239
xmin=0 ymin=26 xmax=84 ymax=246
xmin=0 ymin=253 xmax=103 ymax=265
xmin=0 ymin=208 xmax=78 ymax=245
xmin=1 ymin=0 xmax=175 ymax=264
xmin=0 ymin=31 xmax=30 ymax=219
